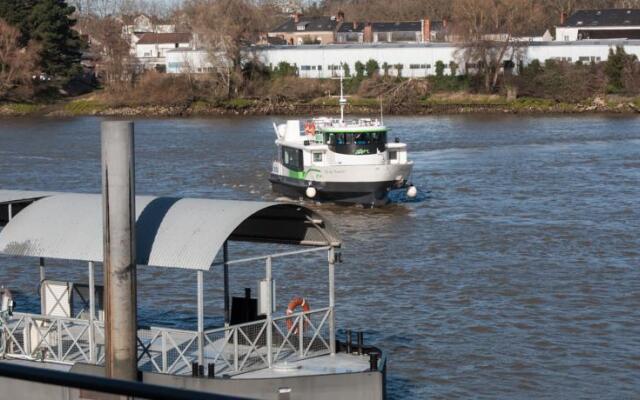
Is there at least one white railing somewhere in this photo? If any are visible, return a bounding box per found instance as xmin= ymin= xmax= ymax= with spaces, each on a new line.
xmin=0 ymin=312 xmax=92 ymax=364
xmin=0 ymin=307 xmax=333 ymax=376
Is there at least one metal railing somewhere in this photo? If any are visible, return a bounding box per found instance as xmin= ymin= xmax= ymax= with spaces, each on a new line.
xmin=0 ymin=312 xmax=92 ymax=364
xmin=0 ymin=307 xmax=333 ymax=376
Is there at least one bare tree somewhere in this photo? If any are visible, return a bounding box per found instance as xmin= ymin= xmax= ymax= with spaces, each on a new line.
xmin=0 ymin=19 xmax=40 ymax=100
xmin=452 ymin=0 xmax=544 ymax=92
xmin=76 ymin=15 xmax=134 ymax=90
xmin=183 ymin=0 xmax=278 ymax=97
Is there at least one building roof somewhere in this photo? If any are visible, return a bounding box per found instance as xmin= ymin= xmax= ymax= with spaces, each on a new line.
xmin=136 ymin=32 xmax=191 ymax=45
xmin=271 ymin=16 xmax=338 ymax=33
xmin=338 ymin=21 xmax=442 ymax=33
xmin=563 ymin=9 xmax=640 ymax=27
xmin=0 ymin=191 xmax=340 ymax=270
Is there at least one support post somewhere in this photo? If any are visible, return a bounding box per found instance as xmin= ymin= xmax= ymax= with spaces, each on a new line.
xmin=7 ymin=203 xmax=12 ymax=221
xmin=265 ymin=257 xmax=272 ymax=367
xmin=88 ymin=261 xmax=96 ymax=363
xmin=223 ymin=241 xmax=230 ymax=327
xmin=328 ymin=247 xmax=336 ymax=355
xmin=101 ymin=120 xmax=138 ymax=381
xmin=197 ymin=270 xmax=204 ymax=366
xmin=39 ymin=258 xmax=45 ymax=283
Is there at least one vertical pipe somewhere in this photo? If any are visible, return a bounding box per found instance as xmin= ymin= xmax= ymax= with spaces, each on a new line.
xmin=7 ymin=203 xmax=12 ymax=221
xmin=328 ymin=247 xmax=336 ymax=355
xmin=197 ymin=270 xmax=204 ymax=366
xmin=101 ymin=120 xmax=138 ymax=381
xmin=88 ymin=261 xmax=96 ymax=363
xmin=346 ymin=329 xmax=352 ymax=354
xmin=39 ymin=258 xmax=45 ymax=283
xmin=298 ymin=314 xmax=304 ymax=357
xmin=223 ymin=241 xmax=230 ymax=327
xmin=265 ymin=257 xmax=272 ymax=367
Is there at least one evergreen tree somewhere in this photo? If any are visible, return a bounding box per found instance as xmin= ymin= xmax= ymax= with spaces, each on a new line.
xmin=28 ymin=0 xmax=83 ymax=77
xmin=354 ymin=61 xmax=365 ymax=79
xmin=0 ymin=0 xmax=83 ymax=78
xmin=604 ymin=46 xmax=636 ymax=94
xmin=365 ymin=59 xmax=379 ymax=77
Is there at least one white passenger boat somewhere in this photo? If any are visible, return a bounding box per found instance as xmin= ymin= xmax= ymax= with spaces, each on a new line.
xmin=270 ymin=77 xmax=417 ymax=207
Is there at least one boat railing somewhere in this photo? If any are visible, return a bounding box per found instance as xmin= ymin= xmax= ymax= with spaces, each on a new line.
xmin=0 ymin=312 xmax=93 ymax=364
xmin=0 ymin=307 xmax=333 ymax=376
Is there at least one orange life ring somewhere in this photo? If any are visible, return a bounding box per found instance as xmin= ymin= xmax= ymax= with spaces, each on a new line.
xmin=285 ymin=296 xmax=310 ymax=332
xmin=304 ymin=121 xmax=316 ymax=136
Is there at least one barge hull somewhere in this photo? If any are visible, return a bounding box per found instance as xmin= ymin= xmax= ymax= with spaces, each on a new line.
xmin=270 ymin=174 xmax=402 ymax=206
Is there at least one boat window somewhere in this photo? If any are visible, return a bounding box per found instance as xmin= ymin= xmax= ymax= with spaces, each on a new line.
xmin=282 ymin=146 xmax=303 ymax=171
xmin=324 ymin=131 xmax=387 ymax=155
xmin=389 ymin=151 xmax=397 ymax=160
xmin=313 ymin=152 xmax=323 ymax=162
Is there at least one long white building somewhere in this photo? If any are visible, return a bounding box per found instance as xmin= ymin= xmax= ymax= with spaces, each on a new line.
xmin=248 ymin=40 xmax=640 ymax=78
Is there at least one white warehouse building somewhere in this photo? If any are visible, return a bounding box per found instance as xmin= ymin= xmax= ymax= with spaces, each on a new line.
xmin=249 ymin=41 xmax=640 ymax=78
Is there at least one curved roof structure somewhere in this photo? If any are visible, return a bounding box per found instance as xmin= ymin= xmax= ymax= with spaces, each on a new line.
xmin=0 ymin=192 xmax=339 ymax=270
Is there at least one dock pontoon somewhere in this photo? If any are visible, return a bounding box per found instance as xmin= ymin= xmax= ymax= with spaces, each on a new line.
xmin=0 ymin=190 xmax=385 ymax=400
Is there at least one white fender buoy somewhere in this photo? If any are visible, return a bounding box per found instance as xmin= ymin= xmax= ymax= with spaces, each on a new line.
xmin=305 ymin=187 xmax=317 ymax=199
xmin=406 ymin=185 xmax=418 ymax=198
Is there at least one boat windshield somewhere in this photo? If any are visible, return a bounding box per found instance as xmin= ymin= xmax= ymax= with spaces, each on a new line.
xmin=324 ymin=131 xmax=387 ymax=155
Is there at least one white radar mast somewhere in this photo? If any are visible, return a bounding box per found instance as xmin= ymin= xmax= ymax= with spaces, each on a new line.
xmin=339 ymin=64 xmax=347 ymax=123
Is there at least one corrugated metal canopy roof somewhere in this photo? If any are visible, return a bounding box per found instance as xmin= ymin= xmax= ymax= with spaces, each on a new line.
xmin=0 ymin=191 xmax=340 ymax=270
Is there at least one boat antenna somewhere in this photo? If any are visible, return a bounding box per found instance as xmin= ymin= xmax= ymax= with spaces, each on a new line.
xmin=379 ymin=96 xmax=384 ymax=125
xmin=339 ymin=63 xmax=347 ymax=123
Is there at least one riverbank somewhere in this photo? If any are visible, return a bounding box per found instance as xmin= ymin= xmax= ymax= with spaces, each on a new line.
xmin=2 ymin=93 xmax=640 ymax=118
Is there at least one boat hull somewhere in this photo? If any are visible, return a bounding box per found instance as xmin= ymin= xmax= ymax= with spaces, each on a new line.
xmin=270 ymin=173 xmax=403 ymax=206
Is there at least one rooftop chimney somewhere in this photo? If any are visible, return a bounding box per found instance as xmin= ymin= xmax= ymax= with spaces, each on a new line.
xmin=422 ymin=18 xmax=431 ymax=42
xmin=353 ymin=21 xmax=358 ymax=29
xmin=443 ymin=18 xmax=448 ymax=29
xmin=364 ymin=22 xmax=373 ymax=43
xmin=292 ymin=12 xmax=302 ymax=24
xmin=337 ymin=10 xmax=345 ymax=23
xmin=560 ymin=11 xmax=567 ymax=25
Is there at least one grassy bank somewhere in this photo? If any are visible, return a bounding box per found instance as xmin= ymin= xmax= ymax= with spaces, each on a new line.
xmin=2 ymin=92 xmax=640 ymax=118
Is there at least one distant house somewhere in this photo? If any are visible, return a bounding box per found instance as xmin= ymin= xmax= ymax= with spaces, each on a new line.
xmin=556 ymin=9 xmax=640 ymax=41
xmin=268 ymin=13 xmax=342 ymax=45
xmin=135 ymin=32 xmax=192 ymax=71
xmin=336 ymin=19 xmax=450 ymax=43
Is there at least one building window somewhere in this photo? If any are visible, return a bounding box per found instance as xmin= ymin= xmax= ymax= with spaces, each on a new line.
xmin=389 ymin=151 xmax=397 ymax=160
xmin=317 ymin=65 xmax=322 ymax=70
xmin=564 ymin=35 xmax=570 ymax=41
xmin=175 ymin=43 xmax=179 ymax=48
xmin=301 ymin=65 xmax=312 ymax=71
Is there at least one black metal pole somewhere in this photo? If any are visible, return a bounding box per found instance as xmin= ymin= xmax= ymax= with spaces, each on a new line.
xmin=357 ymin=331 xmax=363 ymax=355
xmin=223 ymin=241 xmax=230 ymax=326
xmin=346 ymin=329 xmax=352 ymax=354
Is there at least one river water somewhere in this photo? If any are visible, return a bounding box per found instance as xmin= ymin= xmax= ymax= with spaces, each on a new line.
xmin=0 ymin=115 xmax=639 ymax=399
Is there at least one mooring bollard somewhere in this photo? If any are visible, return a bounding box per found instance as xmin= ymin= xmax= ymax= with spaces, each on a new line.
xmin=346 ymin=329 xmax=352 ymax=354
xmin=208 ymin=363 xmax=215 ymax=378
xmin=357 ymin=331 xmax=363 ymax=355
xmin=191 ymin=361 xmax=199 ymax=377
xmin=369 ymin=352 xmax=379 ymax=371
